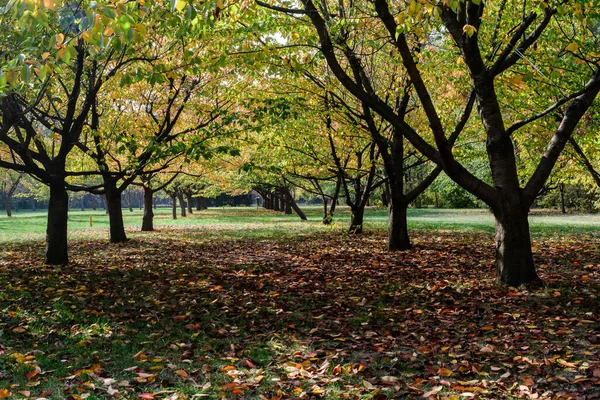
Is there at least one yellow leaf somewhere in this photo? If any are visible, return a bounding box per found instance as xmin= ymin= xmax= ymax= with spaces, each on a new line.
xmin=56 ymin=33 xmax=64 ymax=45
xmin=463 ymin=24 xmax=477 ymax=37
xmin=81 ymin=31 xmax=94 ymax=43
xmin=175 ymin=0 xmax=186 ymax=11
xmin=566 ymin=42 xmax=579 ymax=52
xmin=42 ymin=0 xmax=54 ymax=10
xmin=437 ymin=367 xmax=453 ymax=377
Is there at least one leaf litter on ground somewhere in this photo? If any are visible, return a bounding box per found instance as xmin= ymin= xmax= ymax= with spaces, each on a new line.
xmin=0 ymin=228 xmax=598 ymax=399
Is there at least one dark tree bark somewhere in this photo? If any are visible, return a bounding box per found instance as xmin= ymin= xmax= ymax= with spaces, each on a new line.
xmin=322 ymin=198 xmax=329 ymax=224
xmin=388 ymin=189 xmax=410 ymax=250
xmin=104 ymin=178 xmax=127 ymax=243
xmin=45 ymin=180 xmax=69 ymax=265
xmin=282 ymin=187 xmax=307 ymax=220
xmin=273 ymin=191 xmax=281 ymax=211
xmin=186 ymin=192 xmax=194 ymax=214
xmin=142 ymin=186 xmax=154 ymax=231
xmin=493 ymin=197 xmax=537 ymax=286
xmin=349 ymin=207 xmax=365 ymax=234
xmin=284 ymin=193 xmax=292 ymax=215
xmin=196 ymin=197 xmax=202 ymax=211
xmin=80 ymin=195 xmax=85 ymax=211
xmin=171 ymin=195 xmax=177 ymax=219
xmin=177 ymin=193 xmax=186 ymax=217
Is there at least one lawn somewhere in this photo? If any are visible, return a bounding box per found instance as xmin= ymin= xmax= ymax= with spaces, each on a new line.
xmin=0 ymin=208 xmax=599 ymax=399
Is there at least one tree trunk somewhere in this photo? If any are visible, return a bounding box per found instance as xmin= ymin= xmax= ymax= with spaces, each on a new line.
xmin=80 ymin=195 xmax=85 ymax=211
xmin=273 ymin=191 xmax=281 ymax=212
xmin=559 ymin=183 xmax=566 ymax=214
xmin=322 ymin=198 xmax=329 ymax=225
xmin=31 ymin=198 xmax=36 ymax=211
xmin=45 ymin=180 xmax=69 ymax=265
xmin=105 ymin=181 xmax=128 ymax=243
xmin=284 ymin=192 xmax=292 ymax=215
xmin=349 ymin=206 xmax=365 ymax=234
xmin=186 ymin=193 xmax=194 ymax=214
xmin=3 ymin=195 xmax=11 ymax=217
xmin=171 ymin=196 xmax=177 ymax=219
xmin=177 ymin=193 xmax=186 ymax=217
xmin=388 ymin=189 xmax=411 ymax=250
xmin=196 ymin=197 xmax=202 ymax=211
xmin=142 ymin=186 xmax=154 ymax=232
xmin=493 ymin=201 xmax=542 ymax=286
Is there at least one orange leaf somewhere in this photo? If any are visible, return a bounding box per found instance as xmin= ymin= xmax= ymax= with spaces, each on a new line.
xmin=26 ymin=367 xmax=40 ymax=380
xmin=133 ymin=349 xmax=147 ymax=361
xmin=437 ymin=368 xmax=453 ymax=377
xmin=0 ymin=389 xmax=11 ymax=399
xmin=243 ymin=359 xmax=256 ymax=368
xmin=175 ymin=369 xmax=188 ymax=379
xmin=220 ymin=365 xmax=236 ymax=372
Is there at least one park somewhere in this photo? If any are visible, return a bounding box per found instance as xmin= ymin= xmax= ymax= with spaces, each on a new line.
xmin=1 ymin=0 xmax=600 ymax=398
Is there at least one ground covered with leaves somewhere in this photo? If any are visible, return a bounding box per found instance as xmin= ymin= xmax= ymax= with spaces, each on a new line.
xmin=0 ymin=228 xmax=599 ymax=399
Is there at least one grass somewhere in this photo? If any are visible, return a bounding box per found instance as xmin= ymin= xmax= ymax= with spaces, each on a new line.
xmin=2 ymin=206 xmax=600 ymax=243
xmin=0 ymin=207 xmax=599 ymax=399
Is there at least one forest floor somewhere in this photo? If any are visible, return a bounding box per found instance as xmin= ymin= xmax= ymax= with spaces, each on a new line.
xmin=0 ymin=210 xmax=599 ymax=399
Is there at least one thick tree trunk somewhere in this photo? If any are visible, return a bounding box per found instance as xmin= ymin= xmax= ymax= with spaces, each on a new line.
xmin=196 ymin=197 xmax=202 ymax=211
xmin=284 ymin=192 xmax=292 ymax=215
xmin=349 ymin=206 xmax=365 ymax=234
xmin=3 ymin=195 xmax=11 ymax=217
xmin=186 ymin=193 xmax=194 ymax=214
xmin=171 ymin=196 xmax=177 ymax=219
xmin=141 ymin=187 xmax=154 ymax=232
xmin=105 ymin=181 xmax=127 ymax=243
xmin=493 ymin=203 xmax=542 ymax=286
xmin=45 ymin=181 xmax=69 ymax=265
xmin=177 ymin=193 xmax=186 ymax=217
xmin=388 ymin=188 xmax=410 ymax=250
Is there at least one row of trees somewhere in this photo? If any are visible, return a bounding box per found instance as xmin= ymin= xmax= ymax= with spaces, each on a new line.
xmin=0 ymin=0 xmax=599 ymax=286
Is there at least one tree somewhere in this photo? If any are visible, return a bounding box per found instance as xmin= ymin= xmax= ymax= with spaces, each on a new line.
xmin=0 ymin=0 xmax=152 ymax=263
xmin=0 ymin=169 xmax=23 ymax=217
xmin=263 ymin=0 xmax=600 ymax=285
